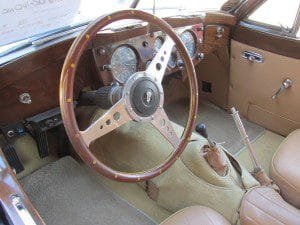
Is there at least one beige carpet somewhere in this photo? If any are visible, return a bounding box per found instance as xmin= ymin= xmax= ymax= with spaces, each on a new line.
xmin=21 ymin=157 xmax=156 ymax=225
xmin=97 ymin=175 xmax=171 ymax=223
xmin=236 ymin=130 xmax=284 ymax=175
xmin=9 ymin=134 xmax=57 ymax=179
xmin=165 ymin=98 xmax=265 ymax=155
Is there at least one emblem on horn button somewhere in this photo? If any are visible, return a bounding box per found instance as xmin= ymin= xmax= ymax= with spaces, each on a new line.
xmin=144 ymin=91 xmax=153 ymax=105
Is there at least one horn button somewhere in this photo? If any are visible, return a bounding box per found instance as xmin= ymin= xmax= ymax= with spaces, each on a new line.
xmin=130 ymin=77 xmax=160 ymax=117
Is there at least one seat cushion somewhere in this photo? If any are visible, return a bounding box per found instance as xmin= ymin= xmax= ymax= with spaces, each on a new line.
xmin=240 ymin=186 xmax=300 ymax=225
xmin=159 ymin=206 xmax=230 ymax=225
xmin=270 ymin=129 xmax=300 ymax=208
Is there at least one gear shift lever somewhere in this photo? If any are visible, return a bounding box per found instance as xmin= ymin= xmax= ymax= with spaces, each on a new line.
xmin=195 ymin=123 xmax=208 ymax=138
xmin=195 ymin=123 xmax=228 ymax=176
xmin=195 ymin=123 xmax=214 ymax=147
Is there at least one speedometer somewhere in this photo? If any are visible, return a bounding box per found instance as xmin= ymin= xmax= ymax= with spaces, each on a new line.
xmin=111 ymin=46 xmax=138 ymax=83
xmin=180 ymin=31 xmax=196 ymax=57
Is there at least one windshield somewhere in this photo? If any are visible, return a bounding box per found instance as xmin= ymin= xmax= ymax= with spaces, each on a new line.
xmin=137 ymin=0 xmax=228 ymax=15
xmin=0 ymin=0 xmax=227 ymax=50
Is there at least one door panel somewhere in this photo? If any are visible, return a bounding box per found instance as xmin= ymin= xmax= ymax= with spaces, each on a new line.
xmin=233 ymin=23 xmax=300 ymax=59
xmin=228 ymin=40 xmax=300 ymax=136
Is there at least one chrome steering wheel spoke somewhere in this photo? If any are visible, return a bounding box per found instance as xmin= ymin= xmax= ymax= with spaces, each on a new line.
xmin=151 ymin=108 xmax=180 ymax=149
xmin=80 ymin=98 xmax=132 ymax=146
xmin=145 ymin=36 xmax=174 ymax=83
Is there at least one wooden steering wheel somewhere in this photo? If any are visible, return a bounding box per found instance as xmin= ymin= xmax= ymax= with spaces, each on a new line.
xmin=59 ymin=10 xmax=198 ymax=182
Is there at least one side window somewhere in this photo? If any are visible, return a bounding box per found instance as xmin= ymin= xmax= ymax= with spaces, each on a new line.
xmin=246 ymin=0 xmax=300 ymax=37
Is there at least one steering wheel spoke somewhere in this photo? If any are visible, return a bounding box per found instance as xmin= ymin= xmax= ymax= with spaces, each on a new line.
xmin=151 ymin=108 xmax=180 ymax=149
xmin=80 ymin=98 xmax=131 ymax=146
xmin=145 ymin=36 xmax=174 ymax=83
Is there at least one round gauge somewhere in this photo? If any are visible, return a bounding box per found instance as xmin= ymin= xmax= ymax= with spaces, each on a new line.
xmin=168 ymin=53 xmax=177 ymax=68
xmin=180 ymin=31 xmax=196 ymax=57
xmin=154 ymin=36 xmax=164 ymax=52
xmin=111 ymin=46 xmax=138 ymax=83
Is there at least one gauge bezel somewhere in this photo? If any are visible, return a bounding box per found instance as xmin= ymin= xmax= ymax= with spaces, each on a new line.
xmin=110 ymin=44 xmax=139 ymax=84
xmin=180 ymin=30 xmax=197 ymax=59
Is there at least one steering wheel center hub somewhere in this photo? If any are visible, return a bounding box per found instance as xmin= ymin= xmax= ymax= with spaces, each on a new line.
xmin=124 ymin=72 xmax=164 ymax=121
xmin=130 ymin=77 xmax=160 ymax=117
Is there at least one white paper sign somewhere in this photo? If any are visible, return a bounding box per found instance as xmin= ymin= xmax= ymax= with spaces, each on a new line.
xmin=0 ymin=0 xmax=81 ymax=47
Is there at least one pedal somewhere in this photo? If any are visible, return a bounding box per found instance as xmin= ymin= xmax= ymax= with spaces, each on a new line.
xmin=35 ymin=130 xmax=49 ymax=158
xmin=2 ymin=143 xmax=24 ymax=174
xmin=27 ymin=107 xmax=62 ymax=158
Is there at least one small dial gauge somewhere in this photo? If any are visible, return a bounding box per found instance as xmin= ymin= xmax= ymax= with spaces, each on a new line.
xmin=111 ymin=46 xmax=138 ymax=83
xmin=168 ymin=53 xmax=177 ymax=68
xmin=180 ymin=31 xmax=196 ymax=57
xmin=154 ymin=36 xmax=164 ymax=52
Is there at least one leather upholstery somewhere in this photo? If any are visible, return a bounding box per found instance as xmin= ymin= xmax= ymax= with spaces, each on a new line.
xmin=240 ymin=186 xmax=300 ymax=225
xmin=270 ymin=129 xmax=300 ymax=208
xmin=160 ymin=206 xmax=230 ymax=225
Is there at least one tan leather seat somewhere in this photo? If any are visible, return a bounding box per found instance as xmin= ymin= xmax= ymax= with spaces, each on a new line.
xmin=159 ymin=206 xmax=230 ymax=225
xmin=240 ymin=186 xmax=300 ymax=225
xmin=270 ymin=129 xmax=300 ymax=208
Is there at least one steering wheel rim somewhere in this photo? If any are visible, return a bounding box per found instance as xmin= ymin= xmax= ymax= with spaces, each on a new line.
xmin=59 ymin=9 xmax=198 ymax=182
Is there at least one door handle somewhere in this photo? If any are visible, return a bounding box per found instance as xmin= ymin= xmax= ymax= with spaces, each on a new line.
xmin=242 ymin=51 xmax=264 ymax=63
xmin=271 ymin=78 xmax=292 ymax=99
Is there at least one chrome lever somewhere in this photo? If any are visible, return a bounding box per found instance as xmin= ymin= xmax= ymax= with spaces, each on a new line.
xmin=271 ymin=78 xmax=292 ymax=99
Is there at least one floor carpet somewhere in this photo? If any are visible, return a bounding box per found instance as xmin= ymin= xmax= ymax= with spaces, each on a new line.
xmin=166 ymin=98 xmax=265 ymax=155
xmin=236 ymin=130 xmax=284 ymax=174
xmin=21 ymin=157 xmax=155 ymax=225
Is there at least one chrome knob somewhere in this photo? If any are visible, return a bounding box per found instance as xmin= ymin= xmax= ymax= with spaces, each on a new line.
xmin=19 ymin=93 xmax=32 ymax=104
xmin=271 ymin=78 xmax=292 ymax=99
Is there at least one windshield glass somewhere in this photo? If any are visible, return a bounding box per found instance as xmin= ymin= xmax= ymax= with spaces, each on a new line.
xmin=0 ymin=0 xmax=227 ymax=50
xmin=137 ymin=0 xmax=227 ymax=15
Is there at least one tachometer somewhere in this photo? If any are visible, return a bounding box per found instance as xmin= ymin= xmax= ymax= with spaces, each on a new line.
xmin=154 ymin=36 xmax=164 ymax=52
xmin=111 ymin=46 xmax=138 ymax=83
xmin=180 ymin=31 xmax=196 ymax=57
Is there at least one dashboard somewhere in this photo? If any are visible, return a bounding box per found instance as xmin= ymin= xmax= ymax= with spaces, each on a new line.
xmin=93 ymin=24 xmax=204 ymax=85
xmin=0 ymin=12 xmax=235 ymax=126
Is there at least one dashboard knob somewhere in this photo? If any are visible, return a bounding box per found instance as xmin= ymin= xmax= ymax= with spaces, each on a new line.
xmin=177 ymin=59 xmax=184 ymax=68
xmin=45 ymin=119 xmax=55 ymax=128
xmin=102 ymin=64 xmax=112 ymax=71
xmin=7 ymin=130 xmax=15 ymax=138
xmin=196 ymin=26 xmax=204 ymax=31
xmin=142 ymin=41 xmax=149 ymax=48
xmin=197 ymin=53 xmax=204 ymax=61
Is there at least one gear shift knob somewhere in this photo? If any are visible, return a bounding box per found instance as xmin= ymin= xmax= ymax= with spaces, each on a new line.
xmin=195 ymin=123 xmax=208 ymax=139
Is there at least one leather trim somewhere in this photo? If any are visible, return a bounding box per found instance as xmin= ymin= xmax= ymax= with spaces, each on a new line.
xmin=270 ymin=129 xmax=300 ymax=208
xmin=160 ymin=205 xmax=230 ymax=225
xmin=240 ymin=186 xmax=300 ymax=225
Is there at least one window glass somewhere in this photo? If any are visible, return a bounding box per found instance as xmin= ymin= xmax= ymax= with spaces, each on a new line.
xmin=138 ymin=0 xmax=226 ymax=12
xmin=248 ymin=0 xmax=299 ymax=29
xmin=0 ymin=0 xmax=132 ymax=47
